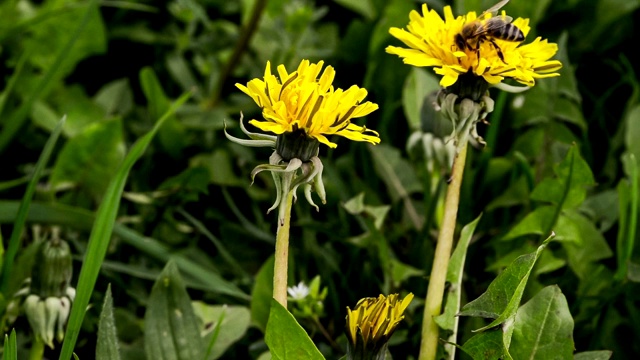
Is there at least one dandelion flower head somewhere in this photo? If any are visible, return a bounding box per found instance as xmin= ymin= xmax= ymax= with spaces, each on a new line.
xmin=386 ymin=4 xmax=562 ymax=88
xmin=236 ymin=60 xmax=380 ymax=149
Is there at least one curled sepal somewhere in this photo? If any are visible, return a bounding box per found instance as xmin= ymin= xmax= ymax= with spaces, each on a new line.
xmin=238 ymin=112 xmax=278 ymax=142
xmin=251 ymin=159 xmax=302 ymax=184
xmin=304 ymin=183 xmax=319 ymax=212
xmin=311 ymin=157 xmax=326 ymax=205
xmin=224 ymin=116 xmax=276 ymax=148
xmin=436 ymin=90 xmax=493 ymax=153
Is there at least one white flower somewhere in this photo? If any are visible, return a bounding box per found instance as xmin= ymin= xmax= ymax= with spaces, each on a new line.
xmin=287 ymin=282 xmax=310 ymax=300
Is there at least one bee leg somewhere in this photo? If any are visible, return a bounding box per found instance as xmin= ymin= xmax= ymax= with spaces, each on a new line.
xmin=489 ymin=38 xmax=507 ymax=64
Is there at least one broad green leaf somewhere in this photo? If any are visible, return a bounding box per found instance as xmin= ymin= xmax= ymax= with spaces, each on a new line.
xmin=0 ymin=0 xmax=100 ymax=153
xmin=530 ymin=146 xmax=595 ymax=209
xmin=0 ymin=117 xmax=65 ymax=293
xmin=251 ymin=256 xmax=275 ymax=332
xmin=390 ymin=259 xmax=424 ymax=288
xmin=343 ymin=193 xmax=391 ymax=230
xmin=265 ymin=299 xmax=324 ymax=360
xmin=501 ymin=206 xmax=554 ymax=241
xmin=435 ymin=215 xmax=482 ymax=360
xmin=0 ymin=201 xmax=249 ymax=300
xmin=561 ymin=210 xmax=613 ymax=279
xmin=23 ymin=2 xmax=105 ymax=77
xmin=458 ymin=238 xmax=550 ymax=332
xmin=50 ymin=118 xmax=125 ymax=199
xmin=144 ymin=261 xmax=204 ymax=360
xmin=192 ymin=302 xmax=251 ymax=360
xmin=58 ymin=93 xmax=191 ymax=360
xmin=3 ymin=329 xmax=18 ymax=360
xmin=140 ymin=67 xmax=186 ymax=158
xmin=573 ymin=351 xmax=613 ymax=360
xmin=402 ymin=68 xmax=440 ymax=131
xmin=94 ymin=79 xmax=134 ymax=116
xmin=49 ymin=85 xmax=109 ymax=137
xmin=369 ymin=144 xmax=421 ymax=203
xmin=461 ymin=328 xmax=504 ymax=360
xmin=96 ymin=285 xmax=120 ymax=360
xmin=510 ymin=286 xmax=574 ymax=359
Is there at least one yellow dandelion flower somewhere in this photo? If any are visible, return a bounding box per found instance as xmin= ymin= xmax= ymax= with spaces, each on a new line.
xmin=386 ymin=4 xmax=562 ymax=88
xmin=345 ymin=293 xmax=414 ymax=357
xmin=236 ymin=59 xmax=380 ymax=149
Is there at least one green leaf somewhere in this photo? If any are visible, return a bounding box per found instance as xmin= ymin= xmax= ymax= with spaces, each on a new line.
xmin=573 ymin=351 xmax=613 ymax=360
xmin=58 ymin=92 xmax=191 ymax=360
xmin=96 ymin=285 xmax=121 ymax=360
xmin=461 ymin=329 xmax=505 ymax=360
xmin=144 ymin=261 xmax=204 ymax=360
xmin=510 ymin=286 xmax=574 ymax=359
xmin=458 ymin=238 xmax=550 ymax=332
xmin=0 ymin=116 xmax=65 ymax=293
xmin=530 ymin=146 xmax=595 ymax=209
xmin=501 ymin=206 xmax=555 ymax=241
xmin=140 ymin=67 xmax=186 ymax=158
xmin=0 ymin=0 xmax=102 ymax=153
xmin=436 ymin=215 xmax=482 ymax=360
xmin=561 ymin=210 xmax=613 ymax=279
xmin=94 ymin=79 xmax=134 ymax=116
xmin=3 ymin=329 xmax=18 ymax=360
xmin=369 ymin=144 xmax=421 ymax=208
xmin=50 ymin=118 xmax=125 ymax=199
xmin=265 ymin=299 xmax=324 ymax=360
xmin=192 ymin=302 xmax=251 ymax=360
xmin=402 ymin=68 xmax=440 ymax=131
xmin=251 ymin=256 xmax=275 ymax=332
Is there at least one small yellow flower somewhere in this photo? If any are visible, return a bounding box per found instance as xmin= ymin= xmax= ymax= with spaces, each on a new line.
xmin=236 ymin=59 xmax=380 ymax=149
xmin=386 ymin=4 xmax=562 ymax=87
xmin=345 ymin=293 xmax=414 ymax=358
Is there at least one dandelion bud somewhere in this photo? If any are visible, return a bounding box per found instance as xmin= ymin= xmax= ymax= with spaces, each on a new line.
xmin=30 ymin=238 xmax=72 ymax=298
xmin=345 ymin=293 xmax=414 ymax=360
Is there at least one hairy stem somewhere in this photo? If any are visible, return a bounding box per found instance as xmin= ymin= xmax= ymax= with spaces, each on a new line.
xmin=273 ymin=190 xmax=294 ymax=307
xmin=419 ymin=142 xmax=468 ymax=360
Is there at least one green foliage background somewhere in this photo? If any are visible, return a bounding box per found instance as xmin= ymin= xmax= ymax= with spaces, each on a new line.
xmin=1 ymin=0 xmax=639 ymax=358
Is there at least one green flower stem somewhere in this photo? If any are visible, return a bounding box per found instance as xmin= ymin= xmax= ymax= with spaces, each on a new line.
xmin=419 ymin=141 xmax=468 ymax=360
xmin=273 ymin=190 xmax=294 ymax=307
xmin=28 ymin=337 xmax=45 ymax=360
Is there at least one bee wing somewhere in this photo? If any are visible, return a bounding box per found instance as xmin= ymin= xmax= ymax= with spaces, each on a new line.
xmin=478 ymin=0 xmax=510 ymax=19
xmin=471 ymin=17 xmax=510 ymax=36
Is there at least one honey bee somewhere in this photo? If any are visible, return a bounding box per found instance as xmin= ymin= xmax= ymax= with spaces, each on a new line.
xmin=454 ymin=0 xmax=525 ymax=63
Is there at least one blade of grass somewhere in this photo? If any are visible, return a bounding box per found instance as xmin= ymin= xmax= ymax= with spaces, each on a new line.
xmin=3 ymin=329 xmax=18 ymax=360
xmin=0 ymin=51 xmax=28 ymax=119
xmin=0 ymin=201 xmax=249 ymax=299
xmin=58 ymin=93 xmax=191 ymax=360
xmin=0 ymin=116 xmax=65 ymax=293
xmin=0 ymin=0 xmax=97 ymax=153
xmin=177 ymin=207 xmax=250 ymax=279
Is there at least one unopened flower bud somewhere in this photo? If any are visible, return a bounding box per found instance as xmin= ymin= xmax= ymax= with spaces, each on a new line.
xmin=30 ymin=238 xmax=72 ymax=298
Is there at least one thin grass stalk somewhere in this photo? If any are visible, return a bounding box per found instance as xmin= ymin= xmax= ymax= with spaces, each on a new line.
xmin=419 ymin=142 xmax=468 ymax=360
